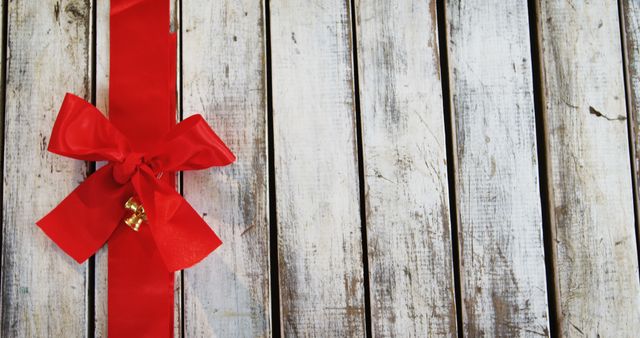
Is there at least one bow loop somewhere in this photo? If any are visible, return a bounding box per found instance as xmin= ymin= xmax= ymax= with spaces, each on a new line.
xmin=49 ymin=93 xmax=131 ymax=162
xmin=145 ymin=114 xmax=236 ymax=173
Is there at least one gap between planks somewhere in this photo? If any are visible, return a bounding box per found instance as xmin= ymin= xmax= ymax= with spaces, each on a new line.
xmin=527 ymin=0 xmax=560 ymax=335
xmin=436 ymin=0 xmax=465 ymax=336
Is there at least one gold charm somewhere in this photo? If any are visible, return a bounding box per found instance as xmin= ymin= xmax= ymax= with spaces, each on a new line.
xmin=124 ymin=197 xmax=147 ymax=231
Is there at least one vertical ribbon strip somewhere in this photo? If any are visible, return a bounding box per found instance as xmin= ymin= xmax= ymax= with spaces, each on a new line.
xmin=109 ymin=1 xmax=176 ymax=336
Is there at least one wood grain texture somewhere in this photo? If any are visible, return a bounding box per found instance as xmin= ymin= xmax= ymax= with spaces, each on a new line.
xmin=537 ymin=0 xmax=640 ymax=336
xmin=0 ymin=0 xmax=4 ymax=166
xmin=270 ymin=0 xmax=366 ymax=335
xmin=1 ymin=0 xmax=93 ymax=336
xmin=446 ymin=1 xmax=550 ymax=336
xmin=94 ymin=1 xmax=108 ymax=335
xmin=621 ymin=0 xmax=640 ymax=261
xmin=181 ymin=1 xmax=271 ymax=337
xmin=93 ymin=1 xmax=183 ymax=336
xmin=354 ymin=0 xmax=457 ymax=336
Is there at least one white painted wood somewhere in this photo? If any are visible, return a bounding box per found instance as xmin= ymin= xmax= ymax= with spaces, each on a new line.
xmin=537 ymin=1 xmax=640 ymax=336
xmin=93 ymin=1 xmax=182 ymax=336
xmin=1 ymin=0 xmax=93 ymax=336
xmin=94 ymin=2 xmax=109 ymax=336
xmin=270 ymin=0 xmax=366 ymax=335
xmin=354 ymin=0 xmax=457 ymax=336
xmin=446 ymin=1 xmax=550 ymax=336
xmin=621 ymin=0 xmax=640 ymax=260
xmin=181 ymin=1 xmax=271 ymax=337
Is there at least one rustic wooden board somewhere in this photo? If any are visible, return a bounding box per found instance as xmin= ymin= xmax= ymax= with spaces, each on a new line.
xmin=181 ymin=1 xmax=271 ymax=337
xmin=621 ymin=0 xmax=640 ymax=257
xmin=270 ymin=0 xmax=366 ymax=335
xmin=93 ymin=1 xmax=183 ymax=336
xmin=94 ymin=1 xmax=109 ymax=335
xmin=446 ymin=1 xmax=550 ymax=336
xmin=353 ymin=0 xmax=457 ymax=336
xmin=0 ymin=0 xmax=4 ymax=158
xmin=1 ymin=0 xmax=93 ymax=336
xmin=537 ymin=0 xmax=640 ymax=336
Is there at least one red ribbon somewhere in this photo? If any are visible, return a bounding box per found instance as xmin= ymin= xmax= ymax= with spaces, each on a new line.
xmin=37 ymin=93 xmax=235 ymax=271
xmin=36 ymin=1 xmax=233 ymax=336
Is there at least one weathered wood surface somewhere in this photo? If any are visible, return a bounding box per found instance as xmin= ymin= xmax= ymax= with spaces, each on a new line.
xmin=446 ymin=1 xmax=550 ymax=336
xmin=93 ymin=1 xmax=183 ymax=336
xmin=270 ymin=0 xmax=366 ymax=335
xmin=537 ymin=0 xmax=640 ymax=336
xmin=181 ymin=1 xmax=271 ymax=337
xmin=1 ymin=0 xmax=92 ymax=337
xmin=621 ymin=0 xmax=640 ymax=257
xmin=94 ymin=1 xmax=109 ymax=335
xmin=4 ymin=1 xmax=640 ymax=337
xmin=354 ymin=0 xmax=457 ymax=336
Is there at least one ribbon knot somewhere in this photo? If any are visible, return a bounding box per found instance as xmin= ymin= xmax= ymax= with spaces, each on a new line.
xmin=113 ymin=152 xmax=146 ymax=184
xmin=36 ymin=93 xmax=235 ymax=271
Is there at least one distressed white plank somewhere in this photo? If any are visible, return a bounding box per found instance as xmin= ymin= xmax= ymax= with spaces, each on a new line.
xmin=181 ymin=1 xmax=271 ymax=337
xmin=354 ymin=0 xmax=457 ymax=336
xmin=621 ymin=0 xmax=640 ymax=258
xmin=270 ymin=0 xmax=366 ymax=335
xmin=94 ymin=1 xmax=108 ymax=334
xmin=537 ymin=1 xmax=640 ymax=336
xmin=446 ymin=1 xmax=550 ymax=336
xmin=94 ymin=1 xmax=182 ymax=337
xmin=0 ymin=0 xmax=4 ymax=147
xmin=2 ymin=1 xmax=93 ymax=336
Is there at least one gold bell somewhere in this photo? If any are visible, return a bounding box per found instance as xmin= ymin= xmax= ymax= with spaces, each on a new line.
xmin=124 ymin=197 xmax=147 ymax=231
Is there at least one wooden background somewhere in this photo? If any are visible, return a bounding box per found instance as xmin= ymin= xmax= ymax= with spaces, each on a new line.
xmin=2 ymin=0 xmax=640 ymax=337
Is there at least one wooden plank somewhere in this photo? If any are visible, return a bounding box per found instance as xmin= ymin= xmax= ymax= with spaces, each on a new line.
xmin=181 ymin=1 xmax=271 ymax=337
xmin=93 ymin=1 xmax=183 ymax=336
xmin=537 ymin=1 xmax=640 ymax=336
xmin=94 ymin=0 xmax=108 ymax=334
xmin=0 ymin=0 xmax=4 ymax=160
xmin=353 ymin=0 xmax=456 ymax=336
xmin=446 ymin=1 xmax=550 ymax=336
xmin=621 ymin=0 xmax=640 ymax=259
xmin=270 ymin=0 xmax=366 ymax=335
xmin=1 ymin=1 xmax=93 ymax=336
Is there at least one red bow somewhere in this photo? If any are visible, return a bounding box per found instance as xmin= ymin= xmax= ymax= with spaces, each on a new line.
xmin=37 ymin=93 xmax=235 ymax=271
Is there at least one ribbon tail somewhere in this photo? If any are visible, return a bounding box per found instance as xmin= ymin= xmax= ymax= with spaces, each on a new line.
xmin=132 ymin=168 xmax=222 ymax=271
xmin=36 ymin=164 xmax=132 ymax=263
